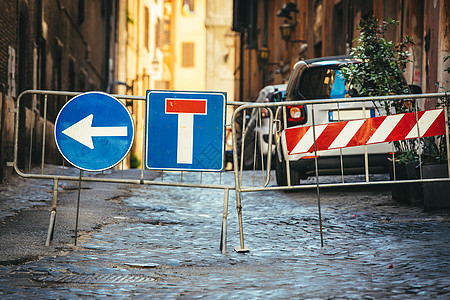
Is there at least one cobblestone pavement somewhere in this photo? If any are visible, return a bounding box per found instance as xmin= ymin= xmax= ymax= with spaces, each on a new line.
xmin=0 ymin=170 xmax=449 ymax=299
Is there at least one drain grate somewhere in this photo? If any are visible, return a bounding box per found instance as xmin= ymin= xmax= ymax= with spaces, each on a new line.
xmin=35 ymin=274 xmax=156 ymax=284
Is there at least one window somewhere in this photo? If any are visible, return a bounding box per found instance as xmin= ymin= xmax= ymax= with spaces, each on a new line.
xmin=144 ymin=7 xmax=150 ymax=50
xmin=7 ymin=46 xmax=16 ymax=98
xmin=182 ymin=0 xmax=194 ymax=16
xmin=155 ymin=17 xmax=162 ymax=49
xmin=78 ymin=0 xmax=85 ymax=25
xmin=182 ymin=42 xmax=194 ymax=67
xmin=314 ymin=0 xmax=323 ymax=57
xmin=54 ymin=39 xmax=63 ymax=92
xmin=156 ymin=80 xmax=169 ymax=89
xmin=299 ymin=67 xmax=348 ymax=99
xmin=247 ymin=0 xmax=258 ymax=49
xmin=232 ymin=0 xmax=250 ymax=32
xmin=163 ymin=18 xmax=171 ymax=47
xmin=333 ymin=2 xmax=345 ymax=55
xmin=68 ymin=57 xmax=76 ymax=91
xmin=361 ymin=0 xmax=374 ymax=20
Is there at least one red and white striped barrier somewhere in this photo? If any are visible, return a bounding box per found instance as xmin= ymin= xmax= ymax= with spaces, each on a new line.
xmin=285 ymin=109 xmax=446 ymax=155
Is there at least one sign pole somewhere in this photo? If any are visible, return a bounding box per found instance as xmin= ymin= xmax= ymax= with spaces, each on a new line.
xmin=55 ymin=92 xmax=134 ymax=172
xmin=74 ymin=169 xmax=83 ymax=246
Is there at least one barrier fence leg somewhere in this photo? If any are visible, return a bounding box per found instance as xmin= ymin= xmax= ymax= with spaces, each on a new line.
xmin=444 ymin=95 xmax=450 ymax=177
xmin=311 ymin=105 xmax=324 ymax=248
xmin=234 ymin=189 xmax=249 ymax=253
xmin=45 ymin=178 xmax=59 ymax=246
xmin=74 ymin=170 xmax=83 ymax=246
xmin=231 ymin=109 xmax=249 ymax=253
xmin=220 ymin=188 xmax=229 ymax=253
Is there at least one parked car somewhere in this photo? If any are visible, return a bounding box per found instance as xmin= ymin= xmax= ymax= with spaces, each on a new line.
xmin=274 ymin=56 xmax=395 ymax=186
xmin=238 ymin=84 xmax=287 ymax=170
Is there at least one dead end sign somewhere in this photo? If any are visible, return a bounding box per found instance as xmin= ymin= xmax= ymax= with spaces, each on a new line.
xmin=145 ymin=90 xmax=226 ymax=171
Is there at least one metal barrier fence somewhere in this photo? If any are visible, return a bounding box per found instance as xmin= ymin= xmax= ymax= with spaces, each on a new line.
xmin=231 ymin=92 xmax=450 ymax=247
xmin=9 ymin=90 xmax=450 ymax=253
xmin=10 ymin=90 xmax=249 ymax=253
xmin=232 ymin=92 xmax=450 ymax=190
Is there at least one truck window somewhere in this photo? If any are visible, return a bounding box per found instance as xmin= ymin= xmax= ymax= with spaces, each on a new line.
xmin=298 ymin=67 xmax=348 ymax=99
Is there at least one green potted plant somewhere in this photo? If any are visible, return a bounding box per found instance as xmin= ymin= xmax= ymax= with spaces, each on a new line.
xmin=341 ymin=15 xmax=418 ymax=152
xmin=340 ymin=15 xmax=422 ymax=205
xmin=343 ymin=18 xmax=450 ymax=208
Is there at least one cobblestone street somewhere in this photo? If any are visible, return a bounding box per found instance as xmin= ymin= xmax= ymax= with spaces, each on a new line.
xmin=1 ymin=0 xmax=450 ymax=298
xmin=0 ymin=170 xmax=449 ymax=298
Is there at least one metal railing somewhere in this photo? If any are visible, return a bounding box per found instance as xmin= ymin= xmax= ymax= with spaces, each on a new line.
xmin=232 ymin=92 xmax=450 ymax=191
xmin=231 ymin=92 xmax=450 ymax=248
xmin=10 ymin=90 xmax=244 ymax=253
xmin=9 ymin=90 xmax=450 ymax=253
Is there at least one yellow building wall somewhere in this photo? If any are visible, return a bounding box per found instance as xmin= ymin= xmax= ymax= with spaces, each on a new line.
xmin=117 ymin=0 xmax=165 ymax=169
xmin=117 ymin=0 xmax=235 ymax=168
xmin=205 ymin=0 xmax=235 ymax=127
xmin=171 ymin=0 xmax=207 ymax=91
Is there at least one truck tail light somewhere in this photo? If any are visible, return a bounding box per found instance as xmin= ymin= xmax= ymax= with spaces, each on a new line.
xmin=301 ymin=156 xmax=317 ymax=159
xmin=260 ymin=108 xmax=269 ymax=118
xmin=287 ymin=105 xmax=307 ymax=126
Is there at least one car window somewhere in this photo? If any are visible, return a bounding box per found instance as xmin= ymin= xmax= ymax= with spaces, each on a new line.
xmin=298 ymin=67 xmax=348 ymax=99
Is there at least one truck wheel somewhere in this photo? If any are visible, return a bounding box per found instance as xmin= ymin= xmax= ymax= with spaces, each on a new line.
xmin=275 ymin=155 xmax=300 ymax=186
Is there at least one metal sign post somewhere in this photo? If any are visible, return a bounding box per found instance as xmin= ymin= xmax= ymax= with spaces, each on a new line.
xmin=54 ymin=91 xmax=134 ymax=172
xmin=54 ymin=92 xmax=135 ymax=245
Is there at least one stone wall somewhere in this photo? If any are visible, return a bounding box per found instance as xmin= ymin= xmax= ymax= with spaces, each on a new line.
xmin=0 ymin=92 xmax=61 ymax=182
xmin=0 ymin=93 xmax=15 ymax=181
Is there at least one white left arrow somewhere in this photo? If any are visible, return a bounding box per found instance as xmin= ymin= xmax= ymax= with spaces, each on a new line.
xmin=62 ymin=114 xmax=128 ymax=149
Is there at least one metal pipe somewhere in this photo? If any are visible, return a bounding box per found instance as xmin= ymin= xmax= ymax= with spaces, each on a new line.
xmin=28 ymin=108 xmax=34 ymax=172
xmin=237 ymin=177 xmax=450 ymax=192
xmin=239 ymin=110 xmax=247 ymax=185
xmin=45 ymin=178 xmax=59 ymax=246
xmin=231 ymin=105 xmax=249 ymax=253
xmin=263 ymin=108 xmax=274 ymax=187
xmin=234 ymin=189 xmax=248 ymax=252
xmin=253 ymin=109 xmax=261 ymax=186
xmin=390 ymin=100 xmax=397 ymax=181
xmin=311 ymin=104 xmax=324 ymax=247
xmin=445 ymin=93 xmax=450 ymax=177
xmin=362 ymin=100 xmax=369 ymax=182
xmin=74 ymin=170 xmax=83 ymax=246
xmin=17 ymin=90 xmax=448 ymax=109
xmin=62 ymin=95 xmax=69 ymax=176
xmin=337 ymin=102 xmax=344 ymax=183
xmin=41 ymin=95 xmax=47 ymax=174
xmin=141 ymin=110 xmax=146 ymax=181
xmin=17 ymin=90 xmax=448 ymax=108
xmin=220 ymin=188 xmax=229 ymax=253
xmin=282 ymin=106 xmax=291 ymax=186
xmin=232 ymin=92 xmax=449 ymax=110
xmin=414 ymin=99 xmax=423 ymax=179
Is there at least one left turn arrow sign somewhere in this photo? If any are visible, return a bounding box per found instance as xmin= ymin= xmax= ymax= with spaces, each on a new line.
xmin=62 ymin=114 xmax=128 ymax=149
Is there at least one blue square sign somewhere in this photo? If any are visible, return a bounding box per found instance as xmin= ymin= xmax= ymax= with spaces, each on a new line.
xmin=146 ymin=90 xmax=226 ymax=171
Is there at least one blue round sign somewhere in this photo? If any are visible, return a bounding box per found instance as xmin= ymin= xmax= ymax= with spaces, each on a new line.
xmin=55 ymin=92 xmax=134 ymax=171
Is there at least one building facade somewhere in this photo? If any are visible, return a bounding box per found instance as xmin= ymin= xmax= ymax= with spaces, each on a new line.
xmin=205 ymin=0 xmax=236 ymax=127
xmin=0 ymin=0 xmax=236 ymax=179
xmin=0 ymin=0 xmax=119 ymax=181
xmin=114 ymin=0 xmax=165 ymax=168
xmin=232 ymin=0 xmax=450 ymax=103
xmin=108 ymin=0 xmax=236 ymax=168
